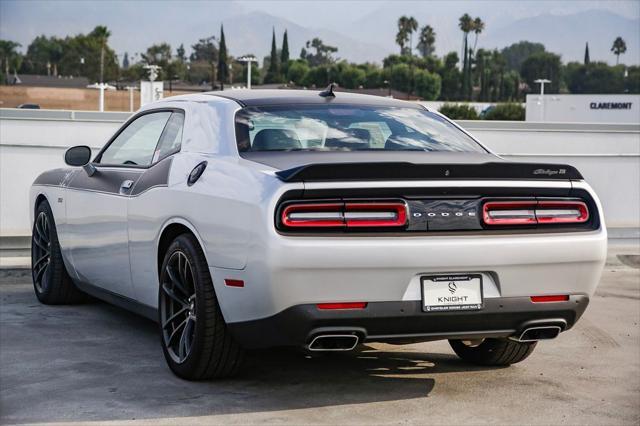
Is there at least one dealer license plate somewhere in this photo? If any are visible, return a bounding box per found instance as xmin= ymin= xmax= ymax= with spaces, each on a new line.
xmin=422 ymin=274 xmax=483 ymax=312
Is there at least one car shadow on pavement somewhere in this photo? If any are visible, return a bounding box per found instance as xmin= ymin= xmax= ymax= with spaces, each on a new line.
xmin=0 ymin=284 xmax=504 ymax=424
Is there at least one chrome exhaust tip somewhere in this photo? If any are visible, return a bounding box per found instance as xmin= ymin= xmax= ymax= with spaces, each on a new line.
xmin=307 ymin=334 xmax=359 ymax=351
xmin=515 ymin=326 xmax=562 ymax=342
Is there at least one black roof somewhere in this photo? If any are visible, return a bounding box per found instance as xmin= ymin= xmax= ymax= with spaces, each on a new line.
xmin=206 ymin=89 xmax=425 ymax=109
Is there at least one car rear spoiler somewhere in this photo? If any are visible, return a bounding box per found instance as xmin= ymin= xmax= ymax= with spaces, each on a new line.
xmin=275 ymin=162 xmax=583 ymax=182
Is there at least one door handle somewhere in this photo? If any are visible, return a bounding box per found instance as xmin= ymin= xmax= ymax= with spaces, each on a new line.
xmin=120 ymin=179 xmax=134 ymax=194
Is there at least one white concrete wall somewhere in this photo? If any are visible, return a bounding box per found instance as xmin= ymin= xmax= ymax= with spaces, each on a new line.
xmin=1 ymin=109 xmax=639 ymax=237
xmin=526 ymin=94 xmax=640 ymax=124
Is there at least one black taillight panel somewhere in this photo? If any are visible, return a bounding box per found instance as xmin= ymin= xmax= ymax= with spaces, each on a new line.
xmin=275 ymin=192 xmax=599 ymax=234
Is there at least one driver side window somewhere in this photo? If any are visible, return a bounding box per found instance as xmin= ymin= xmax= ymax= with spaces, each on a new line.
xmin=99 ymin=112 xmax=172 ymax=166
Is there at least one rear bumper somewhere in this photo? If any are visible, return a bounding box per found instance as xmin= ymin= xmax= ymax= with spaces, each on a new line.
xmin=211 ymin=229 xmax=606 ymax=324
xmin=228 ymin=295 xmax=589 ymax=349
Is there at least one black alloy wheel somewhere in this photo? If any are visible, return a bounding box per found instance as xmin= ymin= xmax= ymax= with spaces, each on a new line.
xmin=160 ymin=250 xmax=197 ymax=364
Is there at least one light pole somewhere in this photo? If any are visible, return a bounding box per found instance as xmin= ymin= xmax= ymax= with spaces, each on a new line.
xmin=534 ymin=78 xmax=551 ymax=122
xmin=238 ymin=56 xmax=257 ymax=89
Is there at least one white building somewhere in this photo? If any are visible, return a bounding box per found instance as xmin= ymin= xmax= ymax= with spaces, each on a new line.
xmin=526 ymin=94 xmax=640 ymax=124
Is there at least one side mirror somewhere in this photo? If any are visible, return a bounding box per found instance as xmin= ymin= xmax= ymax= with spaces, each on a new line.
xmin=64 ymin=145 xmax=92 ymax=166
xmin=64 ymin=145 xmax=97 ymax=176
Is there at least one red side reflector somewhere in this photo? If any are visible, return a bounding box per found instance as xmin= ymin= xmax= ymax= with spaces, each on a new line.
xmin=317 ymin=302 xmax=367 ymax=310
xmin=224 ymin=279 xmax=244 ymax=288
xmin=530 ymin=295 xmax=569 ymax=303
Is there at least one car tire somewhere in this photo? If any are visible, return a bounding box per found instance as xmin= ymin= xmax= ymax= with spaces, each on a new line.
xmin=158 ymin=233 xmax=244 ymax=380
xmin=31 ymin=200 xmax=87 ymax=304
xmin=449 ymin=338 xmax=537 ymax=366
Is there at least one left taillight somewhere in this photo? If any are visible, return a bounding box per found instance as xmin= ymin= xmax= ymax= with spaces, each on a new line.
xmin=483 ymin=200 xmax=589 ymax=226
xmin=279 ymin=201 xmax=407 ymax=230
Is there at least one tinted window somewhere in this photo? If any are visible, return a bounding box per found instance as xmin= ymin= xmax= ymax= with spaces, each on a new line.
xmin=235 ymin=105 xmax=485 ymax=153
xmin=153 ymin=111 xmax=185 ymax=163
xmin=99 ymin=112 xmax=171 ymax=166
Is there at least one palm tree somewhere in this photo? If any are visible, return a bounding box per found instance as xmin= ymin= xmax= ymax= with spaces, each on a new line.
xmin=406 ymin=16 xmax=418 ymax=55
xmin=472 ymin=17 xmax=485 ymax=53
xmin=611 ymin=36 xmax=627 ymax=65
xmin=417 ymin=25 xmax=436 ymax=58
xmin=458 ymin=14 xmax=473 ymax=99
xmin=91 ymin=26 xmax=111 ymax=83
xmin=396 ymin=16 xmax=410 ymax=54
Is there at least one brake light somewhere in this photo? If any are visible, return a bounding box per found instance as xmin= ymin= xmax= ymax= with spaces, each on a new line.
xmin=281 ymin=203 xmax=344 ymax=228
xmin=483 ymin=200 xmax=589 ymax=226
xmin=280 ymin=201 xmax=407 ymax=229
xmin=483 ymin=201 xmax=537 ymax=225
xmin=317 ymin=302 xmax=367 ymax=310
xmin=531 ymin=295 xmax=569 ymax=303
xmin=536 ymin=201 xmax=589 ymax=224
xmin=344 ymin=202 xmax=407 ymax=227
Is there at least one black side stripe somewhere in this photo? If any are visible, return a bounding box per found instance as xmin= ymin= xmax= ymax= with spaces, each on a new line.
xmin=130 ymin=157 xmax=173 ymax=196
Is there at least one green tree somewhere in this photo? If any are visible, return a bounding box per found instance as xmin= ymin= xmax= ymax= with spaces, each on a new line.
xmin=339 ymin=64 xmax=366 ymax=89
xmin=458 ymin=13 xmax=474 ymax=99
xmin=142 ymin=43 xmax=172 ymax=67
xmin=396 ymin=16 xmax=409 ymax=55
xmin=611 ymin=36 xmax=627 ymax=65
xmin=23 ymin=35 xmax=64 ymax=75
xmin=439 ymin=52 xmax=461 ymax=100
xmin=189 ymin=36 xmax=218 ymax=88
xmin=483 ymin=103 xmax=525 ymax=121
xmin=286 ymin=59 xmax=309 ymax=85
xmin=396 ymin=16 xmax=418 ymax=55
xmin=565 ymin=61 xmax=625 ymax=93
xmin=122 ymin=52 xmax=130 ymax=69
xmin=439 ymin=103 xmax=479 ymax=120
xmin=364 ymin=67 xmax=384 ymax=88
xmin=584 ymin=42 xmax=590 ymax=65
xmin=472 ymin=17 xmax=484 ymax=53
xmin=176 ymin=44 xmax=186 ymax=62
xmin=500 ymin=41 xmax=545 ymax=71
xmin=414 ymin=69 xmax=441 ymax=100
xmin=264 ymin=28 xmax=281 ymax=84
xmin=416 ymin=25 xmax=436 ymax=58
xmin=217 ymin=25 xmax=228 ymax=89
xmin=91 ymin=25 xmax=111 ymax=82
xmin=0 ymin=40 xmax=22 ymax=83
xmin=625 ymin=66 xmax=640 ymax=93
xmin=300 ymin=38 xmax=337 ymax=67
xmin=302 ymin=64 xmax=330 ymax=87
xmin=281 ymin=30 xmax=290 ymax=74
xmin=520 ymin=51 xmax=562 ymax=93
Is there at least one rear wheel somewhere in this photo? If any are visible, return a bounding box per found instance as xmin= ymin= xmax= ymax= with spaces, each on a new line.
xmin=31 ymin=200 xmax=86 ymax=304
xmin=449 ymin=338 xmax=537 ymax=366
xmin=158 ymin=233 xmax=244 ymax=380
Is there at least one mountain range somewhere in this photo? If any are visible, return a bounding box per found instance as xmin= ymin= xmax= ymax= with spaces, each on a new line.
xmin=1 ymin=0 xmax=638 ymax=66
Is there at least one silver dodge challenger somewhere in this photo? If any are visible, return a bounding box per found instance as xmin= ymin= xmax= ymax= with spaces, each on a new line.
xmin=30 ymin=89 xmax=607 ymax=380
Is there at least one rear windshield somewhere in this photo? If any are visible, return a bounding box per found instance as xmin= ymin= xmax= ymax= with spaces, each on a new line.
xmin=234 ymin=105 xmax=485 ymax=153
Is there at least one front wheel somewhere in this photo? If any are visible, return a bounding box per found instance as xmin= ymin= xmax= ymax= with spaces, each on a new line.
xmin=31 ymin=200 xmax=86 ymax=304
xmin=449 ymin=338 xmax=537 ymax=366
xmin=158 ymin=233 xmax=244 ymax=380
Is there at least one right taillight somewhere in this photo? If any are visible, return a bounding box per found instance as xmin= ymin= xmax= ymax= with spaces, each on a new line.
xmin=483 ymin=200 xmax=589 ymax=226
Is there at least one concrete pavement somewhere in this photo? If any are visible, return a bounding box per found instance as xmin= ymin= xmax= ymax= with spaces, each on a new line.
xmin=0 ymin=248 xmax=638 ymax=425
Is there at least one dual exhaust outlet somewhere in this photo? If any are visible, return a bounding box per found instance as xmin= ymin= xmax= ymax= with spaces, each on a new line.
xmin=307 ymin=323 xmax=564 ymax=351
